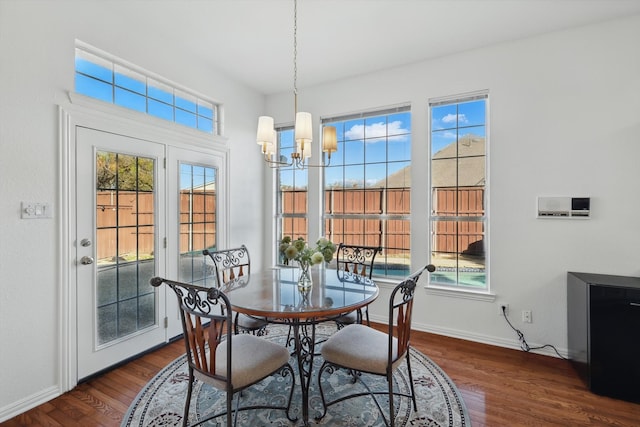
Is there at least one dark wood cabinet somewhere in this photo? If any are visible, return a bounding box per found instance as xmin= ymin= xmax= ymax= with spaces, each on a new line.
xmin=567 ymin=272 xmax=640 ymax=403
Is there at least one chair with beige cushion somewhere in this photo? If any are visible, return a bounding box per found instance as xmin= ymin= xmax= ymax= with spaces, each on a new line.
xmin=316 ymin=265 xmax=433 ymax=427
xmin=150 ymin=277 xmax=296 ymax=427
xmin=203 ymin=245 xmax=269 ymax=335
xmin=334 ymin=243 xmax=382 ymax=327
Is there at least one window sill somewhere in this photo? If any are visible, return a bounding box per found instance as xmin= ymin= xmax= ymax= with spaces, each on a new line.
xmin=424 ymin=285 xmax=496 ymax=302
xmin=373 ymin=277 xmax=495 ymax=302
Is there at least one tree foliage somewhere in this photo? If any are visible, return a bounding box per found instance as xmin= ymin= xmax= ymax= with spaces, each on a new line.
xmin=96 ymin=152 xmax=154 ymax=191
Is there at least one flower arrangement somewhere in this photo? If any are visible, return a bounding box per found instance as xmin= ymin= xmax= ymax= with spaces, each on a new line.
xmin=279 ymin=236 xmax=337 ymax=267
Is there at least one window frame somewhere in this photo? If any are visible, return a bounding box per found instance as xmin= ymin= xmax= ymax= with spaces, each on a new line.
xmin=428 ymin=91 xmax=489 ymax=293
xmin=74 ymin=40 xmax=221 ymax=136
xmin=275 ymin=125 xmax=309 ymax=264
xmin=321 ymin=105 xmax=412 ymax=278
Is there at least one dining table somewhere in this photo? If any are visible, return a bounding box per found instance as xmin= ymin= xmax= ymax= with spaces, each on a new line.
xmin=223 ymin=265 xmax=379 ymax=426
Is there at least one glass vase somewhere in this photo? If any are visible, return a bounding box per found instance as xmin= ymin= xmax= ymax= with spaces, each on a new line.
xmin=297 ymin=261 xmax=313 ymax=292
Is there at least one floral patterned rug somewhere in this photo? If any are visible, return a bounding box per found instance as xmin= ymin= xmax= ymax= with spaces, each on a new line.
xmin=122 ymin=324 xmax=470 ymax=427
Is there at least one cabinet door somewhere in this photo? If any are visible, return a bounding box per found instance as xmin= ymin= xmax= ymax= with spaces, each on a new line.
xmin=590 ymin=285 xmax=640 ymax=402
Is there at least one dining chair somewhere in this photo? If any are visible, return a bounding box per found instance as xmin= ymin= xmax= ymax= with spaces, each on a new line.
xmin=203 ymin=245 xmax=269 ymax=335
xmin=150 ymin=277 xmax=296 ymax=427
xmin=334 ymin=243 xmax=382 ymax=327
xmin=316 ymin=264 xmax=434 ymax=427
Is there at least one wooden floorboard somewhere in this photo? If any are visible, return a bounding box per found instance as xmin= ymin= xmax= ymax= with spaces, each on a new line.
xmin=2 ymin=325 xmax=639 ymax=426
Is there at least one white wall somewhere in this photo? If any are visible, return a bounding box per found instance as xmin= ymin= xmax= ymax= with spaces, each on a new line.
xmin=0 ymin=0 xmax=266 ymax=419
xmin=265 ymin=15 xmax=640 ymax=352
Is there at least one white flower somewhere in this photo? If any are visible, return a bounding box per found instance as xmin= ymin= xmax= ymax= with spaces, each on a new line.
xmin=310 ymin=252 xmax=324 ymax=265
xmin=279 ymin=235 xmax=338 ymax=265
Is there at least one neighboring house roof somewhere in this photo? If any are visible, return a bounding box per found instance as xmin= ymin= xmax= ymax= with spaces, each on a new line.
xmin=186 ymin=181 xmax=216 ymax=192
xmin=380 ymin=165 xmax=411 ymax=189
xmin=432 ymin=134 xmax=486 ymax=188
xmin=370 ymin=134 xmax=485 ymax=188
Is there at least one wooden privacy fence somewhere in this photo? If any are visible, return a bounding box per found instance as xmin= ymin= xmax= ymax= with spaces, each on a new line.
xmin=95 ymin=185 xmax=483 ymax=263
xmin=281 ymin=187 xmax=411 ymax=256
xmin=281 ymin=186 xmax=484 ymax=256
xmin=432 ymin=187 xmax=484 ymax=256
xmin=96 ymin=190 xmax=216 ymax=262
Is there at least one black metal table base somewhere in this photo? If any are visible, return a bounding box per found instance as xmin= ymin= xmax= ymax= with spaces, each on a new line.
xmin=290 ymin=320 xmax=317 ymax=426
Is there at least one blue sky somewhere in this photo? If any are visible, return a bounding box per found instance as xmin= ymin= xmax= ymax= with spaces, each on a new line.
xmin=279 ymin=100 xmax=486 ymax=190
xmin=431 ymin=99 xmax=486 ymax=156
xmin=180 ymin=164 xmax=216 ymax=190
xmin=279 ymin=112 xmax=412 ymax=189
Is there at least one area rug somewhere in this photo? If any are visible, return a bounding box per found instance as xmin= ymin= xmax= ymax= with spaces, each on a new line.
xmin=122 ymin=324 xmax=470 ymax=426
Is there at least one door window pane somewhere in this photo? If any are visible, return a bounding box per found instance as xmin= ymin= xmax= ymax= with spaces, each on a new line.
xmin=178 ymin=163 xmax=217 ymax=285
xmin=95 ymin=151 xmax=157 ymax=345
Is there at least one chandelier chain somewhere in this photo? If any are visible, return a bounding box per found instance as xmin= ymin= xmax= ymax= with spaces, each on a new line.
xmin=257 ymin=0 xmax=334 ymax=169
xmin=293 ymin=0 xmax=298 ymax=100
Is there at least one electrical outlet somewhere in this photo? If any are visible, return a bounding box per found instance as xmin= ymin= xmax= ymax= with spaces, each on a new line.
xmin=500 ymin=304 xmax=509 ymax=316
xmin=522 ymin=310 xmax=532 ymax=323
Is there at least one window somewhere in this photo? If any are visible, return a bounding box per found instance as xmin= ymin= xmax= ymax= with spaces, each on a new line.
xmin=178 ymin=164 xmax=217 ymax=285
xmin=322 ymin=106 xmax=411 ymax=277
xmin=75 ymin=43 xmax=219 ymax=135
xmin=429 ymin=93 xmax=488 ymax=290
xmin=95 ymin=151 xmax=156 ymax=343
xmin=275 ymin=126 xmax=308 ymax=263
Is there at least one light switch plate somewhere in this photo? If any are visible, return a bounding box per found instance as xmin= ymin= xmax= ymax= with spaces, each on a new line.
xmin=21 ymin=202 xmax=52 ymax=219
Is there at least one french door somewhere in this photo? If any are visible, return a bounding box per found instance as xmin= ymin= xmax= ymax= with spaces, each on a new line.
xmin=76 ymin=126 xmax=167 ymax=379
xmin=165 ymin=146 xmax=224 ymax=338
xmin=73 ymin=123 xmax=226 ymax=380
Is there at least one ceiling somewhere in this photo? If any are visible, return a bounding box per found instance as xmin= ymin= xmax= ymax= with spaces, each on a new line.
xmin=103 ymin=0 xmax=640 ymax=95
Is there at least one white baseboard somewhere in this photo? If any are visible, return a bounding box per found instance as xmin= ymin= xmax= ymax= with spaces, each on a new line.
xmin=369 ymin=315 xmax=569 ymax=359
xmin=0 ymin=385 xmax=61 ymax=423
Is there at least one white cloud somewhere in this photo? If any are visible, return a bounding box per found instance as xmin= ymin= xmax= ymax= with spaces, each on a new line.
xmin=344 ymin=120 xmax=409 ymax=142
xmin=441 ymin=113 xmax=468 ymax=124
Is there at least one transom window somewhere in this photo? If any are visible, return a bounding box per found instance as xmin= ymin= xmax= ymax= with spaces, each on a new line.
xmin=74 ymin=43 xmax=220 ymax=135
xmin=429 ymin=92 xmax=488 ymax=290
xmin=322 ymin=106 xmax=412 ymax=277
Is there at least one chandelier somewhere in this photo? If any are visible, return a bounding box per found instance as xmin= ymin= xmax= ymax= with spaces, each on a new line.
xmin=256 ymin=0 xmax=337 ymax=169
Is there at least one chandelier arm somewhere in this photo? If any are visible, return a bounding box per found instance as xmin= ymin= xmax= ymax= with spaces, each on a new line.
xmin=293 ymin=156 xmax=332 ymax=169
xmin=264 ymin=153 xmax=294 ymax=168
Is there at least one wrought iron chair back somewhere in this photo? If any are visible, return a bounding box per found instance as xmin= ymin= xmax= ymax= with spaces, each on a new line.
xmin=203 ymin=246 xmax=268 ymax=335
xmin=151 ymin=277 xmax=295 ymax=427
xmin=387 ymin=267 xmax=422 ymax=365
xmin=334 ymin=243 xmax=382 ymax=326
xmin=151 ymin=277 xmax=230 ymax=381
xmin=336 ymin=243 xmax=382 ymax=279
xmin=203 ymin=245 xmax=250 ymax=287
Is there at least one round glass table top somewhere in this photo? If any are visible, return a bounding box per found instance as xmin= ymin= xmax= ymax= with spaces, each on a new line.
xmin=222 ymin=266 xmax=379 ymax=320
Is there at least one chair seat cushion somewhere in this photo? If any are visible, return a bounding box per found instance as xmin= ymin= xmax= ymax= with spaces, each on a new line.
xmin=237 ymin=313 xmax=268 ymax=329
xmin=321 ymin=324 xmax=398 ymax=375
xmin=196 ymin=334 xmax=290 ymax=390
xmin=335 ymin=310 xmax=358 ymax=324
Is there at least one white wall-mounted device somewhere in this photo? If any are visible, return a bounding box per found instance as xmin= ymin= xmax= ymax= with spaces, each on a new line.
xmin=537 ymin=197 xmax=590 ymax=219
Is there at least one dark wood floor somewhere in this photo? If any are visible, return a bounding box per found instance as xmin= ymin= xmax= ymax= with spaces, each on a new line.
xmin=3 ymin=325 xmax=639 ymax=426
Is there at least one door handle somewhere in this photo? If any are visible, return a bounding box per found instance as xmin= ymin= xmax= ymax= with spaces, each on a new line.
xmin=80 ymin=256 xmax=94 ymax=265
